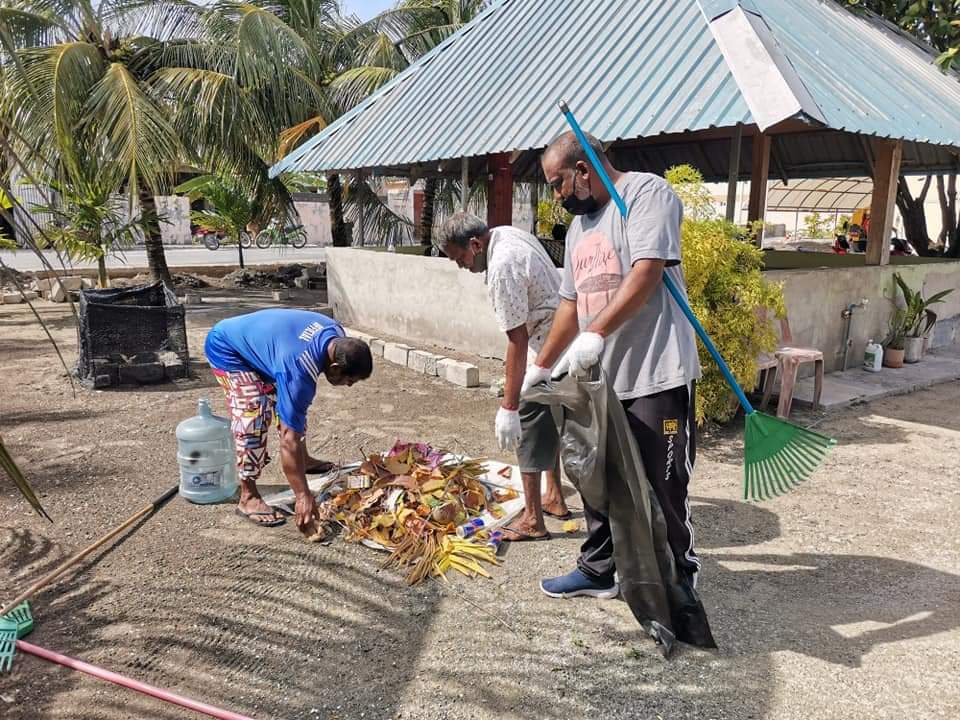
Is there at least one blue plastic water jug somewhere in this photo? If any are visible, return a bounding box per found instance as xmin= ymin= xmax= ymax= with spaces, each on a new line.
xmin=176 ymin=399 xmax=238 ymax=504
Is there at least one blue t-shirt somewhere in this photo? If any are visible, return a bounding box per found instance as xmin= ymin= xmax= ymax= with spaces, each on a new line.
xmin=204 ymin=309 xmax=345 ymax=433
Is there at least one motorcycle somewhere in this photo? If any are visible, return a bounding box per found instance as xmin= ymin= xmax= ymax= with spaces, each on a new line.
xmin=193 ymin=227 xmax=252 ymax=251
xmin=254 ymin=222 xmax=308 ymax=249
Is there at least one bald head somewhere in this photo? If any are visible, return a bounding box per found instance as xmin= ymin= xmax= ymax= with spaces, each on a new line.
xmin=542 ymin=130 xmax=606 ymax=171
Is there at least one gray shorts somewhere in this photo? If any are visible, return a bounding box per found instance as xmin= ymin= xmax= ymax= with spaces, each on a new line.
xmin=516 ymin=400 xmax=560 ymax=473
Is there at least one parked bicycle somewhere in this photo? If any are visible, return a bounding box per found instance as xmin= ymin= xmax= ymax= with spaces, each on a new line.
xmin=255 ymin=222 xmax=308 ymax=249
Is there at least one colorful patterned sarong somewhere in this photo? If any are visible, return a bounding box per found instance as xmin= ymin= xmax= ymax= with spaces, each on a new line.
xmin=213 ymin=369 xmax=279 ymax=481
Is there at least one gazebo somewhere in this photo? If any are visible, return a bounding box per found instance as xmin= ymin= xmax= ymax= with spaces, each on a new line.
xmin=270 ymin=0 xmax=960 ymax=365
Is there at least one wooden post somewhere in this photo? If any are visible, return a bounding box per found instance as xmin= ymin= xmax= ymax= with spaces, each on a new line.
xmin=530 ymin=181 xmax=540 ymax=235
xmin=866 ymin=138 xmax=903 ymax=266
xmin=460 ymin=157 xmax=469 ymax=211
xmin=487 ymin=152 xmax=513 ymax=227
xmin=748 ymin=132 xmax=772 ymax=225
xmin=726 ymin=123 xmax=743 ymax=222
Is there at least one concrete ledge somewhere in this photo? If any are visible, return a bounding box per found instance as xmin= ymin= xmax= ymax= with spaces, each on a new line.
xmin=409 ymin=350 xmax=444 ymax=376
xmin=793 ymin=344 xmax=960 ymax=409
xmin=438 ymin=358 xmax=480 ymax=388
xmin=384 ymin=342 xmax=413 ymax=367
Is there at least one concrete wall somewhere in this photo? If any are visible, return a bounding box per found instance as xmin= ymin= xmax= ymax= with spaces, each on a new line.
xmin=325 ymin=248 xmax=960 ymax=370
xmin=767 ymin=261 xmax=960 ymax=373
xmin=156 ymin=196 xmax=192 ymax=245
xmin=326 ymin=247 xmax=509 ymax=359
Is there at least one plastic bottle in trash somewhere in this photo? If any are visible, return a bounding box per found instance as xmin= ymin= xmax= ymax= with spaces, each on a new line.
xmin=176 ymin=399 xmax=238 ymax=504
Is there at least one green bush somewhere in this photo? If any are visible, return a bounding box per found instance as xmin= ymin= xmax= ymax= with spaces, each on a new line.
xmin=666 ymin=165 xmax=785 ymax=423
xmin=536 ymin=199 xmax=571 ymax=237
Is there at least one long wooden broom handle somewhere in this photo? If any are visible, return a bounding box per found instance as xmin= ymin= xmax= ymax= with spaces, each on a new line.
xmin=0 ymin=485 xmax=178 ymax=617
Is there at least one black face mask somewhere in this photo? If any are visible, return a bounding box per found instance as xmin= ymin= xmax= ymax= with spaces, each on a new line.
xmin=562 ymin=170 xmax=600 ymax=216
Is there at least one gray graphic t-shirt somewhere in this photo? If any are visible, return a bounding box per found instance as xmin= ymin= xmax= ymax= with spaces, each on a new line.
xmin=559 ymin=172 xmax=701 ymax=399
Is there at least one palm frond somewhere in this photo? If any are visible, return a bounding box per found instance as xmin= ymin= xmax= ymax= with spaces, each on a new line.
xmin=6 ymin=42 xmax=106 ymax=173
xmin=344 ymin=177 xmax=414 ymax=247
xmin=83 ymin=61 xmax=183 ymax=195
xmin=101 ymin=0 xmax=209 ymax=42
xmin=0 ymin=7 xmax=70 ymax=48
xmin=278 ymin=115 xmax=328 ymax=156
xmin=331 ymin=65 xmax=401 ymax=111
xmin=0 ymin=435 xmax=52 ymax=521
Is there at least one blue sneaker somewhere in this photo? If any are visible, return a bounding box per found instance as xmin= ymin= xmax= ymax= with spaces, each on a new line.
xmin=540 ymin=568 xmax=619 ymax=599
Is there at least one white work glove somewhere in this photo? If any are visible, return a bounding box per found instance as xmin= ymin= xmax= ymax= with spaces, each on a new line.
xmin=553 ymin=332 xmax=604 ymax=378
xmin=495 ymin=406 xmax=522 ymax=451
xmin=520 ymin=364 xmax=552 ymax=395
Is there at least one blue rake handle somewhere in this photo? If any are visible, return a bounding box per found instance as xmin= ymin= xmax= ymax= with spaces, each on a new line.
xmin=558 ymin=100 xmax=755 ymax=416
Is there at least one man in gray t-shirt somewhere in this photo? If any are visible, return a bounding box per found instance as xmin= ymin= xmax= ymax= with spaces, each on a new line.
xmin=523 ymin=131 xmax=702 ymax=600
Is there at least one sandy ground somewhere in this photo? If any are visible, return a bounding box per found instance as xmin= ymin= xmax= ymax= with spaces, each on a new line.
xmin=1 ymin=290 xmax=958 ymax=720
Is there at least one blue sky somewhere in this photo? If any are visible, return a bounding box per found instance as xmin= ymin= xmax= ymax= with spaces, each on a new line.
xmin=342 ymin=0 xmax=395 ymax=20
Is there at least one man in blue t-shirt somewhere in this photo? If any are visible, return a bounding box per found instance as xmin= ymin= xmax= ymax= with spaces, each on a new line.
xmin=205 ymin=309 xmax=373 ymax=537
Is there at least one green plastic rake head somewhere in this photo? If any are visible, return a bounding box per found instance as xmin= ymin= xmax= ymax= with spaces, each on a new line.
xmin=744 ymin=413 xmax=837 ymax=501
xmin=1 ymin=602 xmax=34 ymax=672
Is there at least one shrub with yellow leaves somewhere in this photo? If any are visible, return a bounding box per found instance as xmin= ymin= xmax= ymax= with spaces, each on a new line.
xmin=666 ymin=165 xmax=785 ymax=424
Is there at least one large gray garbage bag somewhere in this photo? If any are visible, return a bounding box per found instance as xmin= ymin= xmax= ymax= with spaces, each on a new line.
xmin=524 ymin=371 xmax=716 ymax=656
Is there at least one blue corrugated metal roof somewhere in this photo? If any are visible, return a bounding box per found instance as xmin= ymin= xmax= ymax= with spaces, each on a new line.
xmin=271 ymin=0 xmax=960 ymax=177
xmin=759 ymin=0 xmax=960 ymax=146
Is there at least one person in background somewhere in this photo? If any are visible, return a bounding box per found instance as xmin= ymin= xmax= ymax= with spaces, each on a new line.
xmin=436 ymin=212 xmax=570 ymax=541
xmin=205 ymin=309 xmax=373 ymax=538
xmin=523 ymin=131 xmax=703 ymax=600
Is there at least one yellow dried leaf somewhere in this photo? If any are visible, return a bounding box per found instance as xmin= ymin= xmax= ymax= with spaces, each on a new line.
xmin=562 ymin=520 xmax=579 ymax=534
xmin=421 ymin=478 xmax=445 ymax=493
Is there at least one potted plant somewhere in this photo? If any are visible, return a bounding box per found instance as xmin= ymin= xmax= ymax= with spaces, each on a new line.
xmin=893 ymin=273 xmax=953 ymax=363
xmin=883 ymin=307 xmax=907 ymax=368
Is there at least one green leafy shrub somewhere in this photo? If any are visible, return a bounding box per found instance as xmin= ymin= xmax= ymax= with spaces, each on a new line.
xmin=666 ymin=165 xmax=786 ymax=423
xmin=536 ymin=199 xmax=571 ymax=237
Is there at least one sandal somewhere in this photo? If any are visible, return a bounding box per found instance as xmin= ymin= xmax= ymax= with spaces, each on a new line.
xmin=543 ymin=508 xmax=573 ymax=521
xmin=235 ymin=507 xmax=286 ymax=527
xmin=502 ymin=525 xmax=552 ymax=542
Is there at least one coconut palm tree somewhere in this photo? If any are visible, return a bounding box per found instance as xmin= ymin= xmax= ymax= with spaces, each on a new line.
xmin=0 ymin=0 xmax=200 ymax=285
xmin=148 ymin=1 xmax=337 ymax=232
xmin=333 ymin=0 xmax=489 ymax=247
xmin=276 ymin=1 xmax=488 ymax=249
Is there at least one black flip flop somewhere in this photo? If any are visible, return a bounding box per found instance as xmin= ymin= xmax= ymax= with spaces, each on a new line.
xmin=543 ymin=509 xmax=573 ymax=521
xmin=235 ymin=508 xmax=286 ymax=528
xmin=502 ymin=525 xmax=552 ymax=542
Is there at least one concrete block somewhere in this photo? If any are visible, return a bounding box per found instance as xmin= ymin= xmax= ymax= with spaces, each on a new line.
xmin=36 ymin=276 xmax=84 ymax=302
xmin=347 ymin=330 xmax=378 ymax=345
xmin=383 ymin=342 xmax=413 ymax=366
xmin=91 ymin=359 xmax=118 ymax=387
xmin=438 ymin=358 xmax=480 ymax=388
xmin=293 ymin=275 xmax=309 ymax=289
xmin=1 ymin=292 xmax=23 ymax=304
xmin=118 ymin=361 xmax=165 ymax=385
xmin=272 ymin=289 xmax=291 ymax=301
xmin=35 ymin=276 xmax=84 ymax=293
xmin=370 ymin=339 xmax=385 ymax=358
xmin=408 ymin=350 xmax=444 ymax=376
xmin=180 ymin=291 xmax=202 ymax=305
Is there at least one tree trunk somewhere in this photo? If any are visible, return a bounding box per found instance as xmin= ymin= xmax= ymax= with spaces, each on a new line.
xmin=420 ymin=177 xmax=437 ymax=246
xmin=896 ymin=176 xmax=933 ymax=256
xmin=97 ymin=253 xmax=108 ymax=289
xmin=328 ymin=173 xmax=348 ymax=247
xmin=236 ymin=233 xmax=245 ymax=269
xmin=139 ymin=192 xmax=173 ymax=287
xmin=939 ymin=174 xmax=959 ymax=258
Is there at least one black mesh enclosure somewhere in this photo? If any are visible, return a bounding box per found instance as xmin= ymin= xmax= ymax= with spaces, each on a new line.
xmin=77 ymin=283 xmax=190 ymax=386
xmin=538 ymin=238 xmax=565 ymax=268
